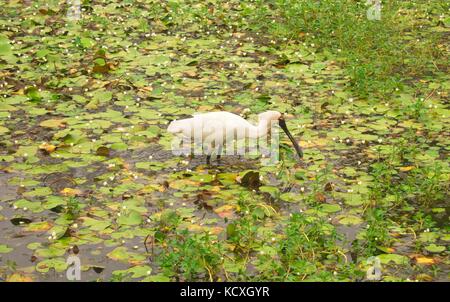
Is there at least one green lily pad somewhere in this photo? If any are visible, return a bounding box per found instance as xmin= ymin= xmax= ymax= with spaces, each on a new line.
xmin=113 ymin=265 xmax=152 ymax=279
xmin=337 ymin=214 xmax=363 ymax=225
xmin=377 ymin=254 xmax=409 ymax=265
xmin=0 ymin=244 xmax=13 ymax=254
xmin=117 ymin=211 xmax=143 ymax=226
xmin=36 ymin=258 xmax=68 ymax=273
xmin=320 ymin=204 xmax=341 ymax=213
xmin=424 ymin=244 xmax=446 ymax=253
xmin=107 ymin=247 xmax=146 ymax=264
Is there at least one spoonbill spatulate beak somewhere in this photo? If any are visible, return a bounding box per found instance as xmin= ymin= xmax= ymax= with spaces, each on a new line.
xmin=278 ymin=116 xmax=303 ymax=159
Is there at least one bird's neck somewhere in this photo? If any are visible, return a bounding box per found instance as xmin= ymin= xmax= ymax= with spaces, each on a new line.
xmin=248 ymin=119 xmax=270 ymax=138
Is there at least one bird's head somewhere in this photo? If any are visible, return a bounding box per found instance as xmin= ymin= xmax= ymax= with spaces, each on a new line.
xmin=258 ymin=110 xmax=282 ymax=122
xmin=259 ymin=110 xmax=303 ymax=159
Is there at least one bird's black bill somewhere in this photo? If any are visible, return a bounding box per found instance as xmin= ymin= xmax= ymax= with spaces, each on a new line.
xmin=279 ymin=118 xmax=303 ymax=159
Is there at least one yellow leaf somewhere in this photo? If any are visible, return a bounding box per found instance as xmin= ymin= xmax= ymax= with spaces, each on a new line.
xmin=184 ymin=70 xmax=198 ymax=78
xmin=39 ymin=142 xmax=56 ymax=153
xmin=416 ymin=274 xmax=433 ymax=281
xmin=399 ymin=166 xmax=415 ymax=172
xmin=60 ymin=188 xmax=82 ymax=197
xmin=187 ymin=224 xmax=204 ymax=233
xmin=415 ymin=256 xmax=437 ymax=265
xmin=169 ymin=179 xmax=198 ymax=190
xmin=197 ymin=105 xmax=214 ymax=111
xmin=139 ymin=184 xmax=159 ymax=193
xmin=300 ymin=138 xmax=328 ymax=148
xmin=214 ymin=205 xmax=236 ymax=218
xmin=6 ymin=273 xmax=33 ymax=282
xmin=24 ymin=221 xmax=53 ymax=232
xmin=210 ymin=226 xmax=223 ymax=235
xmin=39 ymin=119 xmax=66 ymax=128
xmin=129 ymin=259 xmax=145 ymax=266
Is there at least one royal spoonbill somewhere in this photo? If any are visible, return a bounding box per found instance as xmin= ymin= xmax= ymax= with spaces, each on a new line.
xmin=167 ymin=110 xmax=303 ymax=164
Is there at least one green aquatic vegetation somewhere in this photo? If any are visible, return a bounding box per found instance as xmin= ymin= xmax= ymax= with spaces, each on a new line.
xmin=156 ymin=230 xmax=224 ymax=281
xmin=413 ymin=211 xmax=437 ymax=232
xmin=406 ymin=163 xmax=448 ymax=206
xmin=353 ymin=208 xmax=393 ymax=257
xmin=247 ymin=0 xmax=447 ymax=97
xmin=279 ymin=214 xmax=340 ymax=269
xmin=226 ymin=213 xmax=261 ymax=259
xmin=253 ymin=213 xmax=352 ymax=281
xmin=65 ymin=197 xmax=82 ymax=220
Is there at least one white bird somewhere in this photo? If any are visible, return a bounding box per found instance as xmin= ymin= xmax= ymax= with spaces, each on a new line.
xmin=167 ymin=110 xmax=303 ymax=164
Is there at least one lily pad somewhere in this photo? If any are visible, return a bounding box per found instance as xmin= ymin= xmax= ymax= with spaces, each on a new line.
xmin=424 ymin=244 xmax=446 ymax=253
xmin=0 ymin=244 xmax=13 ymax=254
xmin=336 ymin=214 xmax=363 ymax=225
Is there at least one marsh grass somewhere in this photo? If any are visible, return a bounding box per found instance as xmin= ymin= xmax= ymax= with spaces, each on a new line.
xmin=247 ymin=0 xmax=447 ymax=97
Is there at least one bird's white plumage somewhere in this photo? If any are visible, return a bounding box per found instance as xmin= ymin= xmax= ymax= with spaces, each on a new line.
xmin=167 ymin=111 xmax=282 ymax=157
xmin=167 ymin=111 xmax=281 ymax=139
xmin=167 ymin=110 xmax=304 ymax=162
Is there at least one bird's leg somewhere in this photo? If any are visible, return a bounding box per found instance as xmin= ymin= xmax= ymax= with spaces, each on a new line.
xmin=216 ymin=145 xmax=223 ymax=163
xmin=206 ymin=155 xmax=211 ymax=165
